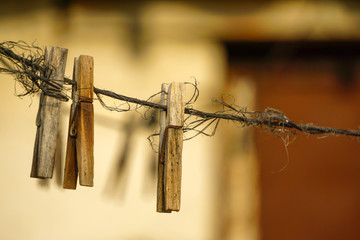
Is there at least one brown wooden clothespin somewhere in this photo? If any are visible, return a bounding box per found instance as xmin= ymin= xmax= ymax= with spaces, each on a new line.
xmin=31 ymin=46 xmax=68 ymax=179
xmin=157 ymin=82 xmax=185 ymax=212
xmin=63 ymin=55 xmax=94 ymax=188
xmin=63 ymin=58 xmax=80 ymax=189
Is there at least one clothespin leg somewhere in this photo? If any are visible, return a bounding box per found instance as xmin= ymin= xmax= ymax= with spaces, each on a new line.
xmin=63 ymin=58 xmax=80 ymax=189
xmin=76 ymin=55 xmax=94 ymax=187
xmin=157 ymin=83 xmax=171 ymax=213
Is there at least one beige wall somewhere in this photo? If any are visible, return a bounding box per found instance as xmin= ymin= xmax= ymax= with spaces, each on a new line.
xmin=0 ymin=3 xmax=225 ymax=240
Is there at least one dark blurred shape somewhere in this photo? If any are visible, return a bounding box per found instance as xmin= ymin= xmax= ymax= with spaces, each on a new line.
xmin=226 ymin=40 xmax=360 ymax=240
xmin=142 ymin=109 xmax=158 ymax=196
xmin=225 ymin=40 xmax=360 ymax=88
xmin=0 ymin=0 xmax=50 ymax=16
xmin=103 ymin=116 xmax=136 ymax=200
xmin=256 ymin=75 xmax=360 ymax=240
xmin=225 ymin=40 xmax=360 ymax=62
xmin=104 ymin=110 xmax=158 ymax=200
xmin=336 ymin=59 xmax=357 ymax=87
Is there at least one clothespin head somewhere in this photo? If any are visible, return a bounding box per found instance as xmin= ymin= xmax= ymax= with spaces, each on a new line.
xmin=157 ymin=82 xmax=185 ymax=212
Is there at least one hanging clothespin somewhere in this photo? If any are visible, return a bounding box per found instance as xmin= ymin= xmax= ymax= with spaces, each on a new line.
xmin=63 ymin=58 xmax=80 ymax=189
xmin=157 ymin=82 xmax=185 ymax=212
xmin=63 ymin=55 xmax=94 ymax=188
xmin=31 ymin=46 xmax=68 ymax=179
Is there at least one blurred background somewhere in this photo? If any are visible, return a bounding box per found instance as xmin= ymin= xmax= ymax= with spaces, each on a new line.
xmin=1 ymin=1 xmax=360 ymax=239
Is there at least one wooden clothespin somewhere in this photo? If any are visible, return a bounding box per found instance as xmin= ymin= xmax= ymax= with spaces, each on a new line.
xmin=63 ymin=58 xmax=80 ymax=189
xmin=63 ymin=55 xmax=94 ymax=188
xmin=157 ymin=82 xmax=185 ymax=212
xmin=31 ymin=46 xmax=68 ymax=179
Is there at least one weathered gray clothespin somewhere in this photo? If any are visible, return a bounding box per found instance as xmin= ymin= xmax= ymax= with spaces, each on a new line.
xmin=157 ymin=82 xmax=185 ymax=212
xmin=63 ymin=55 xmax=94 ymax=188
xmin=31 ymin=46 xmax=68 ymax=179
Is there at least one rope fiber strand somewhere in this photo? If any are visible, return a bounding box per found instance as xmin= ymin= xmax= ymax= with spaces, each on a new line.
xmin=1 ymin=41 xmax=360 ymax=144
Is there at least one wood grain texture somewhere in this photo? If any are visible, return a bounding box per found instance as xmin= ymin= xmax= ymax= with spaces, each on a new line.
xmin=77 ymin=55 xmax=94 ymax=101
xmin=76 ymin=55 xmax=94 ymax=187
xmin=164 ymin=82 xmax=185 ymax=212
xmin=157 ymin=83 xmax=170 ymax=213
xmin=166 ymin=83 xmax=185 ymax=126
xmin=63 ymin=58 xmax=79 ymax=189
xmin=31 ymin=46 xmax=68 ymax=179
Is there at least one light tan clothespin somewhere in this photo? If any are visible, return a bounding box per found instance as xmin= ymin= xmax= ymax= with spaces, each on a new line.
xmin=63 ymin=55 xmax=94 ymax=188
xmin=31 ymin=46 xmax=68 ymax=179
xmin=157 ymin=82 xmax=185 ymax=212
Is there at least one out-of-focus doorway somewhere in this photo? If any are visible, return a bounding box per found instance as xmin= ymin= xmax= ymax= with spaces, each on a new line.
xmin=226 ymin=41 xmax=360 ymax=240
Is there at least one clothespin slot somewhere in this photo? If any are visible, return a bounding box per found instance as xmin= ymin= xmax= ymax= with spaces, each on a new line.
xmin=157 ymin=82 xmax=185 ymax=212
xmin=31 ymin=46 xmax=68 ymax=179
xmin=63 ymin=58 xmax=80 ymax=189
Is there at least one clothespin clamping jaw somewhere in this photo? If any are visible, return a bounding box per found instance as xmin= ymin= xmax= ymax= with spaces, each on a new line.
xmin=63 ymin=55 xmax=94 ymax=189
xmin=157 ymin=82 xmax=185 ymax=212
xmin=31 ymin=46 xmax=68 ymax=179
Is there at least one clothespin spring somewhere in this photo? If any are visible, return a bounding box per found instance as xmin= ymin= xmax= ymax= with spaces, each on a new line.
xmin=68 ymin=97 xmax=93 ymax=138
